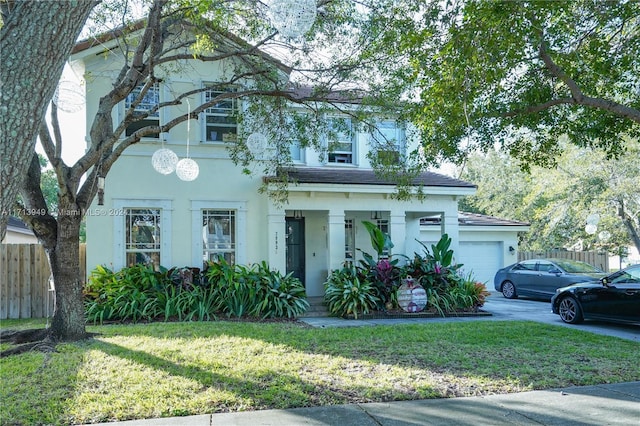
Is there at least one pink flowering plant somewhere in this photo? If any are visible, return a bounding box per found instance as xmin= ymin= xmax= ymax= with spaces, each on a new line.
xmin=324 ymin=226 xmax=489 ymax=317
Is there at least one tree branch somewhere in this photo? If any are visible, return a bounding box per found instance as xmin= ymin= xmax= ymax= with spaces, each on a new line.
xmin=536 ymin=38 xmax=640 ymax=123
xmin=18 ymin=154 xmax=58 ymax=248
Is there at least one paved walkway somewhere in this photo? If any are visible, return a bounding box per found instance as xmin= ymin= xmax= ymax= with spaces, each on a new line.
xmin=87 ymin=381 xmax=640 ymax=425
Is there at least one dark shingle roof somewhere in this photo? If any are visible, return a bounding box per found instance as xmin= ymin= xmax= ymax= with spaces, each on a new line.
xmin=280 ymin=167 xmax=476 ymax=188
xmin=8 ymin=216 xmax=30 ymax=230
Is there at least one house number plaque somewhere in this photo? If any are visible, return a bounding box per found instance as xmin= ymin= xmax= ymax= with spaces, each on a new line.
xmin=397 ymin=276 xmax=427 ymax=313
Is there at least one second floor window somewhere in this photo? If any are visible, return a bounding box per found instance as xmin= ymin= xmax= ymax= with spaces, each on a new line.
xmin=371 ymin=120 xmax=405 ymax=165
xmin=327 ymin=117 xmax=355 ymax=164
xmin=203 ymin=86 xmax=237 ymax=143
xmin=124 ymin=84 xmax=160 ymax=138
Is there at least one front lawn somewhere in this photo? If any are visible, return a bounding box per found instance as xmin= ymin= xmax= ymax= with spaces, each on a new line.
xmin=1 ymin=320 xmax=638 ymax=425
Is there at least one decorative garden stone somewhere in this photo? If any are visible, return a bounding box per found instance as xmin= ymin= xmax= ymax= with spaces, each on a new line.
xmin=397 ymin=276 xmax=427 ymax=313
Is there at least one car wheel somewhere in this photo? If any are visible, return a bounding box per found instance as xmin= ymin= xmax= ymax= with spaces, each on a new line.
xmin=501 ymin=281 xmax=517 ymax=299
xmin=558 ymin=297 xmax=584 ymax=324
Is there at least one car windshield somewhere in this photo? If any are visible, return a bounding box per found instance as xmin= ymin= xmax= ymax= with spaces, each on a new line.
xmin=553 ymin=259 xmax=603 ymax=274
xmin=610 ymin=266 xmax=640 ymax=284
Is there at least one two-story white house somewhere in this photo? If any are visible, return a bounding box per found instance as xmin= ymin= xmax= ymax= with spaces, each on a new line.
xmin=72 ymin=27 xmax=526 ymax=296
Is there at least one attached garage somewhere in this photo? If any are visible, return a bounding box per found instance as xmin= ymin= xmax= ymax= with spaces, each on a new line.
xmin=420 ymin=212 xmax=529 ymax=286
xmin=458 ymin=241 xmax=503 ymax=285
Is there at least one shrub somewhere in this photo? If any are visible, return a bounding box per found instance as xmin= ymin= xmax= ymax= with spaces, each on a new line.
xmin=323 ymin=233 xmax=488 ymax=317
xmin=203 ymin=259 xmax=309 ymax=319
xmin=85 ymin=264 xmax=170 ymax=324
xmin=85 ymin=260 xmax=308 ymax=323
xmin=324 ymin=263 xmax=379 ymax=319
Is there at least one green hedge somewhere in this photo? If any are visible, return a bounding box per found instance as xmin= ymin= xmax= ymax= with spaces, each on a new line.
xmin=84 ymin=260 xmax=308 ymax=324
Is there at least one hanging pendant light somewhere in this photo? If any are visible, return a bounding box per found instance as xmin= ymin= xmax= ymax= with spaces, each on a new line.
xmin=152 ymin=147 xmax=179 ymax=175
xmin=53 ymin=79 xmax=84 ymax=113
xmin=176 ymin=158 xmax=199 ymax=181
xmin=246 ymin=132 xmax=268 ymax=157
xmin=176 ymin=99 xmax=199 ymax=181
xmin=268 ymin=0 xmax=317 ymax=39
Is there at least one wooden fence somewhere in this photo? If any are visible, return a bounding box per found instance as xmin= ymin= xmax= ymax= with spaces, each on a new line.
xmin=518 ymin=250 xmax=609 ymax=272
xmin=0 ymin=244 xmax=86 ymax=319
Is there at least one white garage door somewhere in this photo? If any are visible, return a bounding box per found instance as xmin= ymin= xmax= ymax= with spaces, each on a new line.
xmin=457 ymin=242 xmax=503 ymax=286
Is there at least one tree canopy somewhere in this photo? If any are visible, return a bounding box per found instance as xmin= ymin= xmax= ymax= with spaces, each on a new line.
xmin=0 ymin=0 xmax=423 ymax=349
xmin=459 ymin=139 xmax=640 ymax=256
xmin=386 ymin=0 xmax=640 ymax=167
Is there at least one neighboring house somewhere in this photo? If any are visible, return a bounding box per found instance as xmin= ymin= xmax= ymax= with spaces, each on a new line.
xmin=420 ymin=212 xmax=530 ymax=285
xmin=2 ymin=216 xmax=38 ymax=244
xmin=72 ymin=29 xmax=527 ymax=298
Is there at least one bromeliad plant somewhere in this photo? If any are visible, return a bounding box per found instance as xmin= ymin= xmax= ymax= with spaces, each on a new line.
xmin=323 ymin=263 xmax=379 ymax=319
xmin=203 ymin=259 xmax=309 ymax=319
xmin=85 ymin=260 xmax=309 ymax=324
xmin=407 ymin=234 xmax=463 ymax=292
xmin=324 ymin=231 xmax=489 ymax=318
xmin=357 ymin=221 xmax=405 ymax=309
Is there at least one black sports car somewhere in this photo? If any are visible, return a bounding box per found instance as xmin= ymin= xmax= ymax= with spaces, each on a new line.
xmin=551 ymin=264 xmax=640 ymax=325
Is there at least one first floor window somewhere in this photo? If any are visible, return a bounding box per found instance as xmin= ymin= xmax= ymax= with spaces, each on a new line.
xmin=125 ymin=208 xmax=161 ymax=267
xmin=377 ymin=219 xmax=390 ymax=258
xmin=203 ymin=210 xmax=236 ymax=266
xmin=345 ymin=219 xmax=355 ymax=260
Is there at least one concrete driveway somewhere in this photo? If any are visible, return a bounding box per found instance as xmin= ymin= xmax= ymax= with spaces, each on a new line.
xmin=483 ymin=291 xmax=640 ymax=342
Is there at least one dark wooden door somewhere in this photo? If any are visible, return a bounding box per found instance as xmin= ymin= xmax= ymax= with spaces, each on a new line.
xmin=285 ymin=218 xmax=305 ymax=286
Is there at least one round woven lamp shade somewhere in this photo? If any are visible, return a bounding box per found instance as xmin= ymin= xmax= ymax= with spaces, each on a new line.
xmin=176 ymin=158 xmax=200 ymax=181
xmin=246 ymin=132 xmax=268 ymax=155
xmin=269 ymin=0 xmax=317 ymax=38
xmin=53 ymin=80 xmax=84 ymax=113
xmin=151 ymin=148 xmax=179 ymax=175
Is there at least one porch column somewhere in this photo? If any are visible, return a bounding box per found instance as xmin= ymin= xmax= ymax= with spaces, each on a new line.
xmin=267 ymin=208 xmax=286 ymax=274
xmin=389 ymin=209 xmax=407 ymax=261
xmin=405 ymin=214 xmax=421 ymax=258
xmin=442 ymin=208 xmax=460 ymax=260
xmin=327 ymin=210 xmax=345 ymax=273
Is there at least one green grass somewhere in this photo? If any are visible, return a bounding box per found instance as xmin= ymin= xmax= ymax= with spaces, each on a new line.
xmin=1 ymin=320 xmax=638 ymax=425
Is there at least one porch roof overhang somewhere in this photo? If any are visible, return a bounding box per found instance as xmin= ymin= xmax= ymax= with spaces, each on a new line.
xmin=267 ymin=167 xmax=477 ymax=197
xmin=421 ymin=212 xmax=531 ymax=231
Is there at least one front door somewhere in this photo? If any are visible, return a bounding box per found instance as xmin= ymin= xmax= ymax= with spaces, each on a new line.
xmin=285 ymin=218 xmax=305 ymax=286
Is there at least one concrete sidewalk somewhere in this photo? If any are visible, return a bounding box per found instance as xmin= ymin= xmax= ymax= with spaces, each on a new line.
xmin=86 ymin=381 xmax=640 ymax=425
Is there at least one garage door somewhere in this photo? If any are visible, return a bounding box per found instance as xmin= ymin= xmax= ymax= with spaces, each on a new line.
xmin=458 ymin=242 xmax=503 ymax=286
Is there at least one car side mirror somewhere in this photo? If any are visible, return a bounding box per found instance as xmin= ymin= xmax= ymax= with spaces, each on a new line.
xmin=601 ymin=277 xmax=609 ymax=287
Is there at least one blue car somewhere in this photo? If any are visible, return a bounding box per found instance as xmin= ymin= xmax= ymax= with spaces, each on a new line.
xmin=551 ymin=264 xmax=640 ymax=325
xmin=494 ymin=258 xmax=606 ymax=300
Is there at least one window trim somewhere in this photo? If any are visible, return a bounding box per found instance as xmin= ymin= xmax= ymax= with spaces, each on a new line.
xmin=191 ymin=200 xmax=247 ymax=267
xmin=200 ymin=84 xmax=238 ymax=144
xmin=121 ymin=83 xmax=163 ymax=140
xmin=326 ymin=116 xmax=356 ymax=165
xmin=345 ymin=218 xmax=355 ymax=261
xmin=113 ymin=199 xmax=173 ymax=270
xmin=370 ymin=120 xmax=406 ymax=165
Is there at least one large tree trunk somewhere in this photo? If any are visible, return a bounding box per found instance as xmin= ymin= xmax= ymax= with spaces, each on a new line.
xmin=48 ymin=211 xmax=87 ymax=341
xmin=0 ymin=0 xmax=97 ymax=240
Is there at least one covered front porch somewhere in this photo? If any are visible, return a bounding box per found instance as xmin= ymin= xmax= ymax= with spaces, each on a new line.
xmin=264 ymin=168 xmax=476 ymax=296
